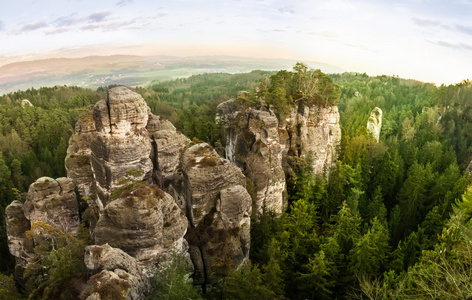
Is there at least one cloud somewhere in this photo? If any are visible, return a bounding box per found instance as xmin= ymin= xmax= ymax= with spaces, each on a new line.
xmin=412 ymin=17 xmax=441 ymax=27
xmin=44 ymin=28 xmax=72 ymax=35
xmin=53 ymin=14 xmax=79 ymax=27
xmin=278 ymin=6 xmax=295 ymax=15
xmin=20 ymin=21 xmax=48 ymax=32
xmin=0 ymin=20 xmax=4 ymax=31
xmin=433 ymin=40 xmax=472 ymax=51
xmin=85 ymin=11 xmax=112 ymax=23
xmin=455 ymin=24 xmax=472 ymax=35
xmin=117 ymin=0 xmax=134 ymax=7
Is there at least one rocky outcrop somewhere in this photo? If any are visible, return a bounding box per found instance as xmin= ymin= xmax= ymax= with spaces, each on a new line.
xmin=217 ymin=100 xmax=341 ymax=214
xmin=7 ymin=86 xmax=253 ymax=297
xmin=217 ymin=100 xmax=285 ymax=215
xmin=83 ymin=244 xmax=150 ymax=300
xmin=178 ymin=143 xmax=252 ymax=285
xmin=367 ymin=107 xmax=382 ymax=142
xmin=66 ymin=87 xmax=154 ymax=210
xmin=5 ymin=177 xmax=79 ymax=280
xmin=146 ymin=114 xmax=190 ymax=187
xmin=5 ymin=201 xmax=33 ymax=279
xmin=94 ymin=184 xmax=188 ymax=276
xmin=65 ymin=87 xmax=251 ymax=291
xmin=65 ymin=113 xmax=97 ymax=201
xmin=91 ymin=87 xmax=153 ymax=209
xmin=24 ymin=177 xmax=79 ymax=234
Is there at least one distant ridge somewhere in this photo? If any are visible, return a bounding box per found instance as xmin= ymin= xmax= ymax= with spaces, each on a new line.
xmin=0 ymin=55 xmax=343 ymax=95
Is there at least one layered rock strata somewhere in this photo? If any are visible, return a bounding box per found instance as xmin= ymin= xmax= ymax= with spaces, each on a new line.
xmin=217 ymin=100 xmax=341 ymax=214
xmin=94 ymin=185 xmax=188 ymax=276
xmin=5 ymin=177 xmax=79 ymax=279
xmin=178 ymin=143 xmax=252 ymax=285
xmin=65 ymin=87 xmax=251 ymax=291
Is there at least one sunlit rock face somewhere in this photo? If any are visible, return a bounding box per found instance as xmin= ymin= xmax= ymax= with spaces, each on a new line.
xmin=217 ymin=99 xmax=341 ymax=215
xmin=91 ymin=87 xmax=153 ymax=209
xmin=367 ymin=107 xmax=383 ymax=142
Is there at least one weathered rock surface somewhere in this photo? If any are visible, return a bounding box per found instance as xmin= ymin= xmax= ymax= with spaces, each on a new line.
xmin=178 ymin=143 xmax=252 ymax=284
xmin=66 ymin=87 xmax=154 ymax=210
xmin=217 ymin=100 xmax=341 ymax=214
xmin=217 ymin=101 xmax=285 ymax=214
xmin=94 ymin=185 xmax=188 ymax=276
xmin=23 ymin=177 xmax=79 ymax=234
xmin=367 ymin=107 xmax=383 ymax=142
xmin=83 ymin=244 xmax=150 ymax=300
xmin=91 ymin=87 xmax=153 ymax=209
xmin=65 ymin=113 xmax=97 ymax=200
xmin=146 ymin=114 xmax=190 ymax=186
xmin=5 ymin=177 xmax=79 ymax=281
xmin=5 ymin=201 xmax=33 ymax=279
xmin=7 ymin=86 xmax=254 ymax=297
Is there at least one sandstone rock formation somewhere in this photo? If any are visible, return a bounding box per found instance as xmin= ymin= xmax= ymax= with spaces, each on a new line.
xmin=23 ymin=177 xmax=79 ymax=234
xmin=83 ymin=244 xmax=150 ymax=300
xmin=5 ymin=177 xmax=79 ymax=280
xmin=217 ymin=100 xmax=285 ymax=215
xmin=367 ymin=107 xmax=383 ymax=142
xmin=65 ymin=87 xmax=251 ymax=290
xmin=7 ymin=86 xmax=253 ymax=297
xmin=5 ymin=201 xmax=33 ymax=279
xmin=217 ymin=99 xmax=341 ymax=214
xmin=94 ymin=184 xmax=188 ymax=276
xmin=178 ymin=142 xmax=252 ymax=285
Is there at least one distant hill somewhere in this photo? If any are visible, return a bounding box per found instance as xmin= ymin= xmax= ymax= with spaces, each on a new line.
xmin=0 ymin=55 xmax=343 ymax=95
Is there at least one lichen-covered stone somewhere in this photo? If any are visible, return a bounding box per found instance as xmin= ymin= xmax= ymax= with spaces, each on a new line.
xmin=178 ymin=143 xmax=252 ymax=284
xmin=367 ymin=107 xmax=383 ymax=142
xmin=23 ymin=177 xmax=79 ymax=234
xmin=84 ymin=244 xmax=150 ymax=300
xmin=147 ymin=114 xmax=190 ymax=185
xmin=94 ymin=185 xmax=188 ymax=276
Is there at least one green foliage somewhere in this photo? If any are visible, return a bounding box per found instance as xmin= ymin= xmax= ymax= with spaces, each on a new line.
xmin=24 ymin=221 xmax=87 ymax=299
xmin=149 ymin=252 xmax=203 ymax=300
xmin=223 ymin=261 xmax=279 ymax=300
xmin=0 ymin=273 xmax=23 ymax=300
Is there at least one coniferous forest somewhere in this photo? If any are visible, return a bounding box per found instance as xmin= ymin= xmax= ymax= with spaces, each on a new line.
xmin=2 ymin=66 xmax=472 ymax=299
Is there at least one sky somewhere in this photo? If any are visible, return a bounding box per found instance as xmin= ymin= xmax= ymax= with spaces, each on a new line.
xmin=1 ymin=0 xmax=472 ymax=85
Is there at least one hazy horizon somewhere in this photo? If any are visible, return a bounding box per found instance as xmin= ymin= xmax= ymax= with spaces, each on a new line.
xmin=2 ymin=0 xmax=472 ymax=85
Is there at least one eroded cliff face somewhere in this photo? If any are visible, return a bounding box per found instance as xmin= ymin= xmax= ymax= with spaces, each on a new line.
xmin=217 ymin=100 xmax=341 ymax=214
xmin=66 ymin=86 xmax=250 ymax=292
xmin=7 ymin=87 xmax=252 ymax=297
xmin=177 ymin=143 xmax=252 ymax=285
xmin=5 ymin=177 xmax=79 ymax=280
